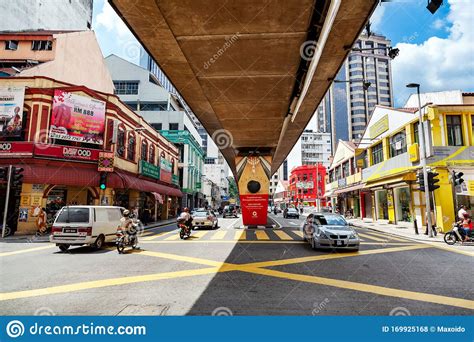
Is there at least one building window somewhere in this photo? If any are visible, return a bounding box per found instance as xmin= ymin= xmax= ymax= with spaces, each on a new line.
xmin=149 ymin=145 xmax=155 ymax=164
xmin=389 ymin=130 xmax=407 ymax=157
xmin=140 ymin=102 xmax=168 ymax=111
xmin=127 ymin=133 xmax=136 ymax=161
xmin=169 ymin=123 xmax=179 ymax=130
xmin=31 ymin=40 xmax=52 ymax=51
xmin=113 ymin=81 xmax=139 ymax=95
xmin=371 ymin=142 xmax=383 ymax=165
xmin=5 ymin=40 xmax=18 ymax=50
xmin=141 ymin=141 xmax=148 ymax=162
xmin=413 ymin=122 xmax=419 ymax=145
xmin=446 ymin=115 xmax=463 ymax=146
xmin=151 ymin=123 xmax=162 ymax=131
xmin=117 ymin=129 xmax=125 ymax=158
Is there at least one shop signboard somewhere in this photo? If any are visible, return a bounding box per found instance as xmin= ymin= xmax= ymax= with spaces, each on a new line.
xmin=296 ymin=181 xmax=314 ymax=189
xmin=0 ymin=86 xmax=25 ymax=138
xmin=98 ymin=152 xmax=114 ymax=172
xmin=34 ymin=144 xmax=100 ymax=161
xmin=409 ymin=143 xmax=419 ymax=162
xmin=139 ymin=160 xmax=160 ymax=180
xmin=369 ymin=114 xmax=389 ymax=139
xmin=49 ymin=90 xmax=106 ymax=145
xmin=0 ymin=142 xmax=34 ymax=157
xmin=160 ymin=157 xmax=172 ymax=183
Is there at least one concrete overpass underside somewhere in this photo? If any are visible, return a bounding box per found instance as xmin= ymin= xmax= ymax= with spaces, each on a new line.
xmin=109 ymin=0 xmax=378 ymax=225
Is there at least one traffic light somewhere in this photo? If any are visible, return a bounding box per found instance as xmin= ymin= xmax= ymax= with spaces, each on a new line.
xmin=0 ymin=166 xmax=8 ymax=182
xmin=99 ymin=172 xmax=107 ymax=190
xmin=453 ymin=171 xmax=464 ymax=186
xmin=416 ymin=170 xmax=425 ymax=192
xmin=427 ymin=171 xmax=440 ymax=191
xmin=10 ymin=167 xmax=24 ymax=188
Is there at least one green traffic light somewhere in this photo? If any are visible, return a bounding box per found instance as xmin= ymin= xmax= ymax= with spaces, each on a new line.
xmin=100 ymin=184 xmax=106 ymax=190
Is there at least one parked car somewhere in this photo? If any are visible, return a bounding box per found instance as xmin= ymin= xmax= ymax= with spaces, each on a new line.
xmin=223 ymin=205 xmax=238 ymax=218
xmin=192 ymin=210 xmax=218 ymax=229
xmin=284 ymin=207 xmax=299 ymax=219
xmin=300 ymin=212 xmax=360 ymax=251
xmin=50 ymin=206 xmax=124 ymax=252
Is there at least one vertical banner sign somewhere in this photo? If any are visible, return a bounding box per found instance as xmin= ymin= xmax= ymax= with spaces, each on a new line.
xmin=98 ymin=152 xmax=115 ymax=172
xmin=50 ymin=90 xmax=106 ymax=144
xmin=0 ymin=86 xmax=25 ymax=138
xmin=160 ymin=157 xmax=172 ymax=183
xmin=237 ymin=155 xmax=271 ymax=226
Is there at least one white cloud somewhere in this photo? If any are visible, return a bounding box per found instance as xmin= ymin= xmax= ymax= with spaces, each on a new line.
xmin=392 ymin=0 xmax=474 ymax=106
xmin=93 ymin=1 xmax=141 ymax=64
xmin=431 ymin=18 xmax=445 ymax=30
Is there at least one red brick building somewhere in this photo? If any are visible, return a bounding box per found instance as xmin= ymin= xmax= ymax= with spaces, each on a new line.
xmin=288 ymin=164 xmax=326 ymax=207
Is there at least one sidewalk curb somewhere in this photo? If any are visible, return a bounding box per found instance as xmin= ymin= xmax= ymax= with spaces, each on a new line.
xmin=350 ymin=221 xmax=446 ymax=244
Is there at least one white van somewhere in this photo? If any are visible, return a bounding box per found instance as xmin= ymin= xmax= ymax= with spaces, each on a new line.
xmin=50 ymin=206 xmax=124 ymax=252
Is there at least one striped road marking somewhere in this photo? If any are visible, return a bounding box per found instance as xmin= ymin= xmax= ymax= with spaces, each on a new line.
xmin=274 ymin=230 xmax=293 ymax=240
xmin=210 ymin=231 xmax=227 ymax=240
xmin=255 ymin=231 xmax=270 ymax=240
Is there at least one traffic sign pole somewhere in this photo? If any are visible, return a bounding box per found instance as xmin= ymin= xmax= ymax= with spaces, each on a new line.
xmin=2 ymin=165 xmax=12 ymax=238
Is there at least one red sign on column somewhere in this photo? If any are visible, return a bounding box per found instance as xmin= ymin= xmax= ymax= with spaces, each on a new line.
xmin=240 ymin=194 xmax=269 ymax=226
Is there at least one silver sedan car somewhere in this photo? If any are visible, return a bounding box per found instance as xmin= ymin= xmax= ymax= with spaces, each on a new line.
xmin=300 ymin=213 xmax=360 ymax=251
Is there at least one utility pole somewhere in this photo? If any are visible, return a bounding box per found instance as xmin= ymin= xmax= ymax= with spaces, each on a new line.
xmin=407 ymin=83 xmax=434 ymax=238
xmin=2 ymin=165 xmax=12 ymax=238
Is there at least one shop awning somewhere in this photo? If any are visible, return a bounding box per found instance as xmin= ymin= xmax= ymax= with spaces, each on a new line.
xmin=334 ymin=183 xmax=366 ymax=195
xmin=110 ymin=171 xmax=183 ymax=197
xmin=365 ymin=174 xmax=415 ymax=189
xmin=20 ymin=164 xmax=99 ymax=187
xmin=322 ymin=190 xmax=334 ymax=197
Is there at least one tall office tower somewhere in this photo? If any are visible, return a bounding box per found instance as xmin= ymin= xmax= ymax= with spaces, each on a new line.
xmin=0 ymin=0 xmax=93 ymax=31
xmin=346 ymin=33 xmax=393 ymax=141
xmin=300 ymin=130 xmax=332 ymax=167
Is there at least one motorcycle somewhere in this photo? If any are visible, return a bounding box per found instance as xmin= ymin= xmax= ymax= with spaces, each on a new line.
xmin=177 ymin=218 xmax=191 ymax=239
xmin=116 ymin=217 xmax=140 ymax=253
xmin=444 ymin=222 xmax=474 ymax=245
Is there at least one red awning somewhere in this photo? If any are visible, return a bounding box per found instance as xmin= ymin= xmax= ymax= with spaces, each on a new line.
xmin=109 ymin=171 xmax=182 ymax=197
xmin=20 ymin=163 xmax=99 ymax=187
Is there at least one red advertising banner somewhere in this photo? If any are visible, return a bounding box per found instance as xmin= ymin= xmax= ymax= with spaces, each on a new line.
xmin=160 ymin=157 xmax=172 ymax=183
xmin=34 ymin=144 xmax=100 ymax=161
xmin=240 ymin=194 xmax=269 ymax=226
xmin=49 ymin=90 xmax=106 ymax=145
xmin=0 ymin=142 xmax=34 ymax=157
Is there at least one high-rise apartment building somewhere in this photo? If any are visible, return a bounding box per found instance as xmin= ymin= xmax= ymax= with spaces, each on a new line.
xmin=313 ymin=33 xmax=393 ymax=153
xmin=346 ymin=33 xmax=393 ymax=140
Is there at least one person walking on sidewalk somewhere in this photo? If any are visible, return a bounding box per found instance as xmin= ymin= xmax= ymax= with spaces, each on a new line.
xmin=424 ymin=210 xmax=437 ymax=236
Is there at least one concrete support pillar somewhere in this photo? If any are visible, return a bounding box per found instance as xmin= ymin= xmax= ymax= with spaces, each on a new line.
xmin=236 ymin=155 xmax=271 ymax=226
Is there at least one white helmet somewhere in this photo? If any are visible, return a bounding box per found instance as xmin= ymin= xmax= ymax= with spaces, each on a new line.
xmin=123 ymin=209 xmax=130 ymax=216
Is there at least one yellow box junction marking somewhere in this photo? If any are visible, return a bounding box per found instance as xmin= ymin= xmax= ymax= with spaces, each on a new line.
xmin=0 ymin=245 xmax=56 ymax=257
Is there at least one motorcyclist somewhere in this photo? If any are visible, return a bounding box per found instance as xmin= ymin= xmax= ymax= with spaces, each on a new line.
xmin=178 ymin=207 xmax=193 ymax=232
xmin=120 ymin=209 xmax=137 ymax=243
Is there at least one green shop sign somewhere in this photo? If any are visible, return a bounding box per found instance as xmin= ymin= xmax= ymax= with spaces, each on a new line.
xmin=139 ymin=160 xmax=160 ymax=180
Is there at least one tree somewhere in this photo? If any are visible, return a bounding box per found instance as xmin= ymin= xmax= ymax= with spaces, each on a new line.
xmin=227 ymin=176 xmax=239 ymax=199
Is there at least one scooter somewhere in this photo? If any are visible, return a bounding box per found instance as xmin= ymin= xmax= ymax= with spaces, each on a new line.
xmin=444 ymin=222 xmax=474 ymax=245
xmin=116 ymin=217 xmax=140 ymax=253
xmin=177 ymin=219 xmax=191 ymax=239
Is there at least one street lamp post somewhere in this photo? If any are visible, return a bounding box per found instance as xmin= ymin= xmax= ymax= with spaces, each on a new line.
xmin=406 ymin=83 xmax=433 ymax=238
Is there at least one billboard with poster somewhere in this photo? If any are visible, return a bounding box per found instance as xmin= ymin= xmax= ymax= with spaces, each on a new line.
xmin=49 ymin=90 xmax=106 ymax=145
xmin=0 ymin=86 xmax=25 ymax=138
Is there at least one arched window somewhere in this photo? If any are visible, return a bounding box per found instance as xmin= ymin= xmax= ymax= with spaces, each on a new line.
xmin=127 ymin=132 xmax=136 ymax=161
xmin=141 ymin=140 xmax=148 ymax=162
xmin=149 ymin=145 xmax=155 ymax=165
xmin=116 ymin=124 xmax=126 ymax=157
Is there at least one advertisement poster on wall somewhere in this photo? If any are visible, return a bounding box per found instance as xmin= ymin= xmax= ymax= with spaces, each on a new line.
xmin=160 ymin=157 xmax=172 ymax=183
xmin=0 ymin=86 xmax=25 ymax=138
xmin=49 ymin=90 xmax=106 ymax=145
